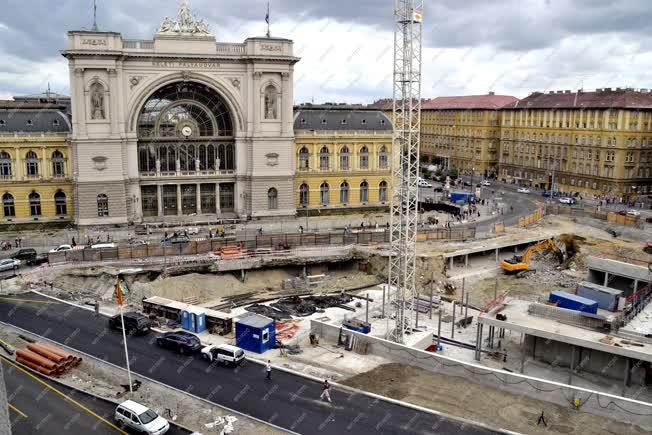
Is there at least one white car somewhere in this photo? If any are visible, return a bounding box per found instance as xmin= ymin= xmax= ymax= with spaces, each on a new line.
xmin=481 ymin=180 xmax=491 ymax=186
xmin=517 ymin=187 xmax=530 ymax=194
xmin=558 ymin=197 xmax=573 ymax=204
xmin=115 ymin=400 xmax=169 ymax=435
xmin=0 ymin=258 xmax=20 ymax=273
xmin=49 ymin=244 xmax=72 ymax=253
xmin=201 ymin=343 xmax=245 ymax=366
xmin=626 ymin=209 xmax=641 ymax=217
xmin=417 ymin=178 xmax=433 ymax=188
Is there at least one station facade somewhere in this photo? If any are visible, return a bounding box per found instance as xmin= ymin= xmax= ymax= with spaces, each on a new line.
xmin=63 ymin=2 xmax=298 ymax=226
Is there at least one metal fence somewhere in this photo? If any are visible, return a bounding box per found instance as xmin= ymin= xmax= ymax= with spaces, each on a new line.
xmin=546 ymin=205 xmax=644 ymax=228
xmin=48 ymin=227 xmax=476 ymax=264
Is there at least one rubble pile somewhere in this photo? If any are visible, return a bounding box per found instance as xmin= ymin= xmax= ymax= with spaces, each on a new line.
xmin=244 ymin=293 xmax=355 ymax=321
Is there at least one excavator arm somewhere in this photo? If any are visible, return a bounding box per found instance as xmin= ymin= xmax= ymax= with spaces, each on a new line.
xmin=501 ymin=238 xmax=563 ymax=274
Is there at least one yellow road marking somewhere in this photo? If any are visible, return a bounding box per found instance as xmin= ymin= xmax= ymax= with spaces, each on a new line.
xmin=8 ymin=403 xmax=27 ymax=419
xmin=0 ymin=355 xmax=126 ymax=434
xmin=0 ymin=297 xmax=60 ymax=305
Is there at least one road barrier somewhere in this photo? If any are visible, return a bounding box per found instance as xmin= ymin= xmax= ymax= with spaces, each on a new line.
xmin=48 ymin=227 xmax=476 ymax=264
xmin=518 ymin=207 xmax=544 ymax=227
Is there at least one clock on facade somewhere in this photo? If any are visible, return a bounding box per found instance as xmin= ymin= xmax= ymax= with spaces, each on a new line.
xmin=181 ymin=126 xmax=193 ymax=137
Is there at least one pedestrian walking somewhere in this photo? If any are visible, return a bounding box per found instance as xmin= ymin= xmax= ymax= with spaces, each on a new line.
xmin=536 ymin=410 xmax=547 ymax=427
xmin=72 ymin=237 xmax=76 ymax=247
xmin=265 ymin=360 xmax=272 ymax=380
xmin=320 ymin=380 xmax=332 ymax=403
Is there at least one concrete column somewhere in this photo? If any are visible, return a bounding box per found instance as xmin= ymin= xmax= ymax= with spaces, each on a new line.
xmin=449 ymin=256 xmax=454 ymax=270
xmin=465 ymin=254 xmax=469 ymax=268
xmin=520 ymin=333 xmax=527 ymax=373
xmin=176 ymin=184 xmax=182 ymax=215
xmin=568 ymin=345 xmax=576 ymax=385
xmin=603 ymin=272 xmax=609 ymax=287
xmin=215 ymin=183 xmax=221 ymax=214
xmin=624 ymin=357 xmax=631 ymax=392
xmin=156 ymin=185 xmax=163 ymax=217
xmin=253 ymin=71 xmax=262 ymax=133
xmin=196 ymin=183 xmax=202 ymax=215
xmin=495 ymin=248 xmax=499 ymax=262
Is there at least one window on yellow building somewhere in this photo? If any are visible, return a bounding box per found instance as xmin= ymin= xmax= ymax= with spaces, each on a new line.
xmin=25 ymin=151 xmax=39 ymax=177
xmin=359 ymin=146 xmax=369 ymax=169
xmin=340 ymin=147 xmax=349 ymax=170
xmin=52 ymin=150 xmax=65 ymax=177
xmin=320 ymin=183 xmax=329 ymax=205
xmin=340 ymin=181 xmax=349 ymax=203
xmin=2 ymin=193 xmax=14 ymax=217
xmin=29 ymin=191 xmax=41 ymax=216
xmin=54 ymin=191 xmax=67 ymax=215
xmin=379 ymin=181 xmax=388 ymax=203
xmin=299 ymin=183 xmax=309 ymax=207
xmin=360 ymin=181 xmax=369 ymax=203
xmin=319 ymin=147 xmax=329 ymax=170
xmin=299 ymin=147 xmax=309 ymax=170
xmin=0 ymin=152 xmax=11 ymax=179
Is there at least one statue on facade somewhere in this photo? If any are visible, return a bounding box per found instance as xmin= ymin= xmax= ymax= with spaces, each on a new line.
xmin=156 ymin=0 xmax=211 ymax=35
xmin=90 ymin=83 xmax=105 ymax=119
xmin=264 ymin=86 xmax=277 ymax=119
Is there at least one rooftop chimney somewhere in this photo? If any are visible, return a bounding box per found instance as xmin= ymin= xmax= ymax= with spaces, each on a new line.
xmin=488 ymin=91 xmax=495 ymax=95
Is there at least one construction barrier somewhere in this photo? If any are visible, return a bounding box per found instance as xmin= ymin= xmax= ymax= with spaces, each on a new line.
xmin=546 ymin=206 xmax=644 ymax=228
xmin=48 ymin=227 xmax=476 ymax=264
xmin=518 ymin=207 xmax=544 ymax=227
xmin=494 ymin=222 xmax=505 ymax=233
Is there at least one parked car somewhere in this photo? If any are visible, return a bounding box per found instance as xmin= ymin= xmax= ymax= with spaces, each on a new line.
xmin=517 ymin=187 xmax=530 ymax=194
xmin=558 ymin=197 xmax=574 ymax=205
xmin=115 ymin=400 xmax=169 ymax=435
xmin=462 ymin=180 xmax=472 ymax=187
xmin=127 ymin=240 xmax=147 ymax=247
xmin=481 ymin=180 xmax=491 ymax=186
xmin=11 ymin=248 xmax=37 ymax=262
xmin=645 ymin=240 xmax=652 ymax=254
xmin=161 ymin=235 xmax=190 ymax=244
xmin=108 ymin=312 xmax=152 ymax=335
xmin=156 ymin=331 xmax=202 ymax=354
xmin=134 ymin=224 xmax=152 ymax=235
xmin=26 ymin=253 xmax=49 ymax=266
xmin=201 ymin=344 xmax=245 ymax=366
xmin=626 ymin=209 xmax=641 ymax=217
xmin=49 ymin=244 xmax=72 ymax=253
xmin=417 ymin=178 xmax=432 ymax=188
xmin=91 ymin=242 xmax=116 ymax=249
xmin=433 ymin=186 xmax=444 ymax=193
xmin=0 ymin=258 xmax=20 ymax=273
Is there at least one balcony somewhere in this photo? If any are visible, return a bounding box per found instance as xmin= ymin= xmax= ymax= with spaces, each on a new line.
xmin=216 ymin=43 xmax=246 ymax=54
xmin=123 ymin=40 xmax=154 ymax=50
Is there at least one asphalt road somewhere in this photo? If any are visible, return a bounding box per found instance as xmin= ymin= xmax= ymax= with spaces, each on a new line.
xmin=0 ymin=293 xmax=503 ymax=435
xmin=2 ymin=355 xmax=189 ymax=435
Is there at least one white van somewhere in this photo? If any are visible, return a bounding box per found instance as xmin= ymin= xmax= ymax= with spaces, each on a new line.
xmin=115 ymin=400 xmax=169 ymax=435
xmin=91 ymin=242 xmax=116 ymax=249
xmin=201 ymin=343 xmax=245 ymax=366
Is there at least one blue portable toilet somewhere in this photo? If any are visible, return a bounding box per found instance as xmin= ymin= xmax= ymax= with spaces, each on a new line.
xmin=235 ymin=313 xmax=275 ymax=354
xmin=193 ymin=307 xmax=207 ymax=333
xmin=181 ymin=308 xmax=192 ymax=331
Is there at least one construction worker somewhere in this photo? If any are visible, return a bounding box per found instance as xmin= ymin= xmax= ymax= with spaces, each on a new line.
xmin=320 ymin=380 xmax=332 ymax=403
xmin=537 ymin=410 xmax=547 ymax=427
xmin=265 ymin=360 xmax=272 ymax=380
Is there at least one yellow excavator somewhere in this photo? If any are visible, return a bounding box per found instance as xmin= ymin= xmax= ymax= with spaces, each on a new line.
xmin=501 ymin=239 xmax=564 ymax=276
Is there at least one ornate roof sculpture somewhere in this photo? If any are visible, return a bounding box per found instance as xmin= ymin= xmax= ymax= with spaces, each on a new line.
xmin=157 ymin=0 xmax=211 ymax=36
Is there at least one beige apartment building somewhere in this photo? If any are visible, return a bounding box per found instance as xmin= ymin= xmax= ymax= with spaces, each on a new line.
xmin=500 ymin=88 xmax=652 ymax=196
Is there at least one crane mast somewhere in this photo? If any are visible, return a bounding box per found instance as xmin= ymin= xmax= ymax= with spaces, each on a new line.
xmin=387 ymin=0 xmax=424 ymax=343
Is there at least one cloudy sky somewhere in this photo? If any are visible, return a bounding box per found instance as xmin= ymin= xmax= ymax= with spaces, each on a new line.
xmin=0 ymin=0 xmax=651 ymax=103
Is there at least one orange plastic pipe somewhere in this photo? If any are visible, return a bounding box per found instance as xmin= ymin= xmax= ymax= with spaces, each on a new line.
xmin=16 ymin=350 xmax=57 ymax=370
xmin=27 ymin=343 xmax=68 ymax=363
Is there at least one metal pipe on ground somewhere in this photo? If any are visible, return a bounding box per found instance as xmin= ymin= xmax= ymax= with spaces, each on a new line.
xmin=15 ymin=349 xmax=58 ymax=370
xmin=16 ymin=357 xmax=54 ymax=376
xmin=26 ymin=343 xmax=69 ymax=364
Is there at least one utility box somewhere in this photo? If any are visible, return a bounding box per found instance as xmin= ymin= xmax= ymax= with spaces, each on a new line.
xmin=235 ymin=313 xmax=275 ymax=354
xmin=549 ymin=291 xmax=598 ymax=314
xmin=576 ymin=281 xmax=623 ymax=312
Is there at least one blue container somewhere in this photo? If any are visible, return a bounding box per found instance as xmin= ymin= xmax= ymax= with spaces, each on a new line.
xmin=181 ymin=309 xmax=192 ymax=331
xmin=235 ymin=313 xmax=276 ymax=354
xmin=577 ymin=282 xmax=622 ymax=312
xmin=343 ymin=320 xmax=371 ymax=334
xmin=193 ymin=308 xmax=207 ymax=333
xmin=549 ymin=291 xmax=598 ymax=314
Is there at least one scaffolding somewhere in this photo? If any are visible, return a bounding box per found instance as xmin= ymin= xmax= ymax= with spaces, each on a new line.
xmin=387 ymin=0 xmax=423 ymax=343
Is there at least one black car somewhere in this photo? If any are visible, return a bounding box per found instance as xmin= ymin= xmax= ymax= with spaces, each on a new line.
xmin=156 ymin=331 xmax=202 ymax=354
xmin=108 ymin=312 xmax=152 ymax=335
xmin=26 ymin=253 xmax=49 ymax=266
xmin=11 ymin=248 xmax=37 ymax=262
xmin=161 ymin=234 xmax=190 ymax=244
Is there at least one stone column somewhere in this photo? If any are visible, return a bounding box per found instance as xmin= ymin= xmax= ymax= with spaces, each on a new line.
xmin=41 ymin=146 xmax=48 ymax=180
xmin=215 ymin=183 xmax=221 ymax=214
xmin=253 ymin=71 xmax=262 ymax=133
xmin=196 ymin=183 xmax=202 ymax=215
xmin=157 ymin=185 xmax=163 ymax=217
xmin=177 ymin=184 xmax=182 ymax=215
xmin=108 ymin=68 xmax=119 ymax=134
xmin=73 ymin=67 xmax=87 ymax=137
xmin=281 ymin=71 xmax=291 ymax=135
xmin=14 ymin=148 xmax=21 ymax=181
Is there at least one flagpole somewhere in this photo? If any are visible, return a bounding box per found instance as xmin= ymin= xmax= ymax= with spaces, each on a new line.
xmin=266 ymin=1 xmax=270 ymax=37
xmin=116 ymin=277 xmax=133 ymax=393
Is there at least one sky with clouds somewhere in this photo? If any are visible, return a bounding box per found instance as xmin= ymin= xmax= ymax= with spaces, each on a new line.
xmin=0 ymin=0 xmax=651 ymax=103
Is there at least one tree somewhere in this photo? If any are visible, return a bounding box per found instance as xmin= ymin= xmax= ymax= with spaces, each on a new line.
xmin=449 ymin=168 xmax=459 ymax=180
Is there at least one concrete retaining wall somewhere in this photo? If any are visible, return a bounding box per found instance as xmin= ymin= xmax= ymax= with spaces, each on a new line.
xmin=310 ymin=320 xmax=652 ymax=430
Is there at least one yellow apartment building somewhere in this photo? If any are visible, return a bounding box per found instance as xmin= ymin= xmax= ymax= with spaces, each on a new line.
xmin=0 ymin=101 xmax=73 ymax=225
xmin=500 ymin=88 xmax=652 ymax=197
xmin=294 ymin=105 xmax=393 ymax=212
xmin=420 ymin=93 xmax=518 ymax=178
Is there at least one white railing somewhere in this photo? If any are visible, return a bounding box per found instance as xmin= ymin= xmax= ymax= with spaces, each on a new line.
xmin=123 ymin=40 xmax=154 ymax=50
xmin=215 ymin=43 xmax=245 ymax=54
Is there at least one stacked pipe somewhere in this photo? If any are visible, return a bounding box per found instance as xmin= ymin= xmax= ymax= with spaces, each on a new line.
xmin=15 ymin=342 xmax=82 ymax=377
